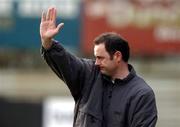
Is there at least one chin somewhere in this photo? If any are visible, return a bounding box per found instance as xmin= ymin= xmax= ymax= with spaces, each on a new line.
xmin=100 ymin=70 xmax=109 ymax=75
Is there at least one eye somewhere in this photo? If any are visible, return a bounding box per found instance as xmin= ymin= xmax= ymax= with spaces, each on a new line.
xmin=96 ymin=56 xmax=105 ymax=61
xmin=96 ymin=56 xmax=102 ymax=59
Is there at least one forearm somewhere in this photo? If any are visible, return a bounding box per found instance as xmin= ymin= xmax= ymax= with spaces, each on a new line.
xmin=41 ymin=40 xmax=86 ymax=100
xmin=41 ymin=40 xmax=66 ymax=80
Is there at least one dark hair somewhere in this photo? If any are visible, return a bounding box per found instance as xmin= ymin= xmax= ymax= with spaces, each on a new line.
xmin=93 ymin=32 xmax=130 ymax=62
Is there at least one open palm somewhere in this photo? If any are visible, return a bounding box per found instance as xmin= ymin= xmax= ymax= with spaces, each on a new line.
xmin=40 ymin=7 xmax=64 ymax=48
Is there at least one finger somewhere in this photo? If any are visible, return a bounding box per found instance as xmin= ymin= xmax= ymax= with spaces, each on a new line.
xmin=46 ymin=7 xmax=51 ymax=20
xmin=52 ymin=8 xmax=57 ymax=22
xmin=56 ymin=23 xmax=64 ymax=33
xmin=49 ymin=8 xmax=53 ymax=21
xmin=41 ymin=11 xmax=46 ymax=22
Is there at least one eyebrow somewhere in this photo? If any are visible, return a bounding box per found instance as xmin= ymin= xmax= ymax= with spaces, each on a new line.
xmin=95 ymin=56 xmax=104 ymax=59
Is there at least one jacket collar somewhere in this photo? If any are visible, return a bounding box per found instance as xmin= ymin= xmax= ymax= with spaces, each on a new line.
xmin=102 ymin=64 xmax=136 ymax=85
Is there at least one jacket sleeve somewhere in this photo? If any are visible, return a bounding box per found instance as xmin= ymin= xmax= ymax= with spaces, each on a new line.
xmin=129 ymin=90 xmax=158 ymax=127
xmin=41 ymin=40 xmax=93 ymax=101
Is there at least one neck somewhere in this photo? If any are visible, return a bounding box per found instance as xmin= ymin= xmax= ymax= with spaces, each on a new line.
xmin=112 ymin=62 xmax=129 ymax=80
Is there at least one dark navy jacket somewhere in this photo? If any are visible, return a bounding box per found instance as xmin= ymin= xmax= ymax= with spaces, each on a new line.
xmin=41 ymin=41 xmax=158 ymax=127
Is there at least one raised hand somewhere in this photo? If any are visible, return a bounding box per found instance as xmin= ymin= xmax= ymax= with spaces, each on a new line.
xmin=40 ymin=7 xmax=64 ymax=49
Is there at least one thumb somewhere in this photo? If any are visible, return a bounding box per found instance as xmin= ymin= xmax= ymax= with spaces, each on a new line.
xmin=56 ymin=23 xmax=64 ymax=33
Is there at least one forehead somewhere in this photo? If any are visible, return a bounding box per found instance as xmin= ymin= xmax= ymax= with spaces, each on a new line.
xmin=94 ymin=43 xmax=108 ymax=56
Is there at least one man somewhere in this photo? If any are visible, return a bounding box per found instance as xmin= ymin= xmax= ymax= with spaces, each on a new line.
xmin=40 ymin=7 xmax=158 ymax=127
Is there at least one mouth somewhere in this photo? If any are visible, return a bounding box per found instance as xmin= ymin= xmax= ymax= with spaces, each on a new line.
xmin=99 ymin=66 xmax=104 ymax=71
xmin=96 ymin=65 xmax=104 ymax=71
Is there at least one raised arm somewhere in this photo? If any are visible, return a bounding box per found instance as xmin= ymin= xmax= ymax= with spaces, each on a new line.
xmin=40 ymin=7 xmax=95 ymax=101
xmin=40 ymin=7 xmax=64 ymax=49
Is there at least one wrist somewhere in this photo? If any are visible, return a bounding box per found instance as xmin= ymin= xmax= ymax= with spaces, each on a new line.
xmin=41 ymin=38 xmax=53 ymax=50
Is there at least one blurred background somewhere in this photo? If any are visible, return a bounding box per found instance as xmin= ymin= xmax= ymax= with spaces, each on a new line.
xmin=0 ymin=0 xmax=180 ymax=127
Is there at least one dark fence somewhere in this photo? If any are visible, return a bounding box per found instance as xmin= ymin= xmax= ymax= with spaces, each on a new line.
xmin=0 ymin=98 xmax=42 ymax=127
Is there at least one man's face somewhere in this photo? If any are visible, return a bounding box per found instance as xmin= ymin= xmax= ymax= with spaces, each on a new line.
xmin=94 ymin=43 xmax=118 ymax=76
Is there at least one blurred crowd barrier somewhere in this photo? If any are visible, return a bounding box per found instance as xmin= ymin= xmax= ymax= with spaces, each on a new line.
xmin=0 ymin=97 xmax=74 ymax=127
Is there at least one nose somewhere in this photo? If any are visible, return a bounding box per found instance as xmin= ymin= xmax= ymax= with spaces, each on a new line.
xmin=95 ymin=59 xmax=100 ymax=66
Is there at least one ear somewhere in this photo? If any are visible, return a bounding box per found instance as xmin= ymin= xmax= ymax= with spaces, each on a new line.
xmin=113 ymin=51 xmax=122 ymax=63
